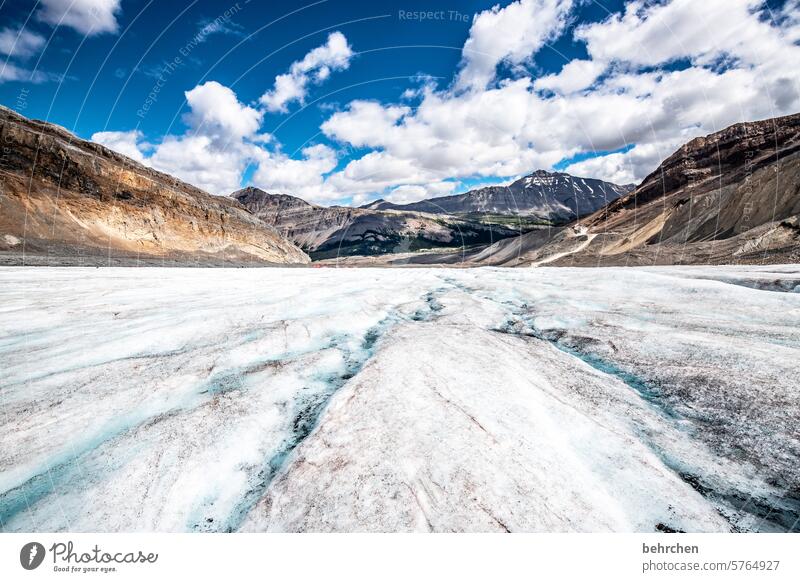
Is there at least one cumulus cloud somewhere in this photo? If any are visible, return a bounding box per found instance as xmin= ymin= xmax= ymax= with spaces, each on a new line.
xmin=91 ymin=130 xmax=150 ymax=163
xmin=327 ymin=151 xmax=440 ymax=195
xmin=37 ymin=0 xmax=122 ymax=36
xmin=143 ymin=81 xmax=267 ymax=193
xmin=385 ymin=181 xmax=459 ymax=204
xmin=321 ymin=101 xmax=409 ymax=148
xmin=183 ymin=81 xmax=263 ymax=142
xmin=260 ymin=31 xmax=353 ymax=113
xmin=555 ymin=0 xmax=800 ymax=180
xmin=95 ymin=1 xmax=800 ymax=204
xmin=252 ymin=144 xmax=339 ymax=202
xmin=315 ymin=0 xmax=800 ymax=200
xmin=329 ymin=83 xmax=550 ymax=164
xmin=533 ymin=59 xmax=606 ymax=94
xmin=148 ymin=135 xmax=255 ymax=195
xmin=455 ymin=0 xmax=573 ymax=91
xmin=319 ymin=79 xmax=568 ymax=197
xmin=564 ymin=142 xmax=680 ymax=186
xmin=94 ymin=82 xmax=267 ymax=195
xmin=576 ymin=0 xmax=789 ymax=68
xmin=0 ymin=26 xmax=46 ymax=58
xmin=93 ymin=81 xmax=338 ymax=198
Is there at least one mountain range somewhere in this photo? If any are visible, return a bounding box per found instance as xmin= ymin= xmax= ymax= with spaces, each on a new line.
xmin=466 ymin=112 xmax=800 ymax=267
xmin=231 ymin=187 xmax=532 ymax=259
xmin=229 ymin=170 xmax=630 ymax=259
xmin=332 ymin=113 xmax=800 ymax=267
xmin=0 ymin=104 xmax=797 ymax=268
xmin=361 ymin=170 xmax=634 ymax=223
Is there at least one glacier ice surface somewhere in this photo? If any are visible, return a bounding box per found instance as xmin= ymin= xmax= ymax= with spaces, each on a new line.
xmin=0 ymin=265 xmax=798 ymax=532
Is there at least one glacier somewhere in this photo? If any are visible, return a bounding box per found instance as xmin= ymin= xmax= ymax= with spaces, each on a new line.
xmin=0 ymin=265 xmax=798 ymax=532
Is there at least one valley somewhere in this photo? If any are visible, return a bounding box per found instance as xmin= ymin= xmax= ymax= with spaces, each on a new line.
xmin=3 ymin=105 xmax=797 ymax=269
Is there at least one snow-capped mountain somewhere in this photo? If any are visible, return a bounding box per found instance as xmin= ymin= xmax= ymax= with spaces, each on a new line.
xmin=368 ymin=170 xmax=635 ymax=223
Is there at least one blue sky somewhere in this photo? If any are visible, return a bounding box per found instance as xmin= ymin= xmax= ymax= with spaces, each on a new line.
xmin=1 ymin=0 xmax=798 ymax=204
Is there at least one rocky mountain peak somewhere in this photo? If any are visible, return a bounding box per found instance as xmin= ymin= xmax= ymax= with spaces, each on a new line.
xmin=526 ymin=169 xmax=561 ymax=178
xmin=230 ymin=187 xmax=314 ymax=212
xmin=357 ymin=170 xmax=632 ymax=222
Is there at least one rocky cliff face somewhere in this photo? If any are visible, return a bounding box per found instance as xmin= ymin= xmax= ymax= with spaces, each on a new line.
xmin=588 ymin=114 xmax=800 ymax=241
xmin=232 ymin=187 xmax=529 ymax=259
xmin=0 ymin=106 xmax=309 ymax=265
xmin=368 ymin=170 xmax=634 ymax=223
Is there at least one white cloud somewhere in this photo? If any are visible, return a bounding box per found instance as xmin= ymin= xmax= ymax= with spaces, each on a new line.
xmin=93 ymin=1 xmax=800 ymax=204
xmin=195 ymin=16 xmax=245 ymax=40
xmin=313 ymin=0 xmax=800 ymax=198
xmin=0 ymin=26 xmax=46 ymax=58
xmin=128 ymin=81 xmax=268 ymax=193
xmin=328 ymin=151 xmax=437 ymax=194
xmin=576 ymin=0 xmax=792 ymax=68
xmin=183 ymin=81 xmax=263 ymax=142
xmin=92 ymin=129 xmax=250 ymax=195
xmin=782 ymin=0 xmax=800 ymax=43
xmin=148 ymin=135 xmax=254 ymax=195
xmin=456 ymin=0 xmax=573 ymax=91
xmin=0 ymin=63 xmax=29 ymax=83
xmin=37 ymin=0 xmax=122 ymax=36
xmin=262 ymin=74 xmax=306 ymax=113
xmin=252 ymin=144 xmax=339 ymax=202
xmin=385 ymin=181 xmax=458 ymax=204
xmin=319 ymin=79 xmax=569 ymax=196
xmin=0 ymin=25 xmax=54 ymax=84
xmin=533 ymin=59 xmax=606 ymax=94
xmin=0 ymin=62 xmax=63 ymax=84
xmin=555 ymin=0 xmax=800 ymax=186
xmin=260 ymin=31 xmax=353 ymax=112
xmin=564 ymin=142 xmax=679 ymax=186
xmin=144 ymin=82 xmax=266 ymax=193
xmin=321 ymin=100 xmax=409 ymax=148
xmin=91 ymin=130 xmax=149 ymax=163
xmin=94 ymin=82 xmax=266 ymax=195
